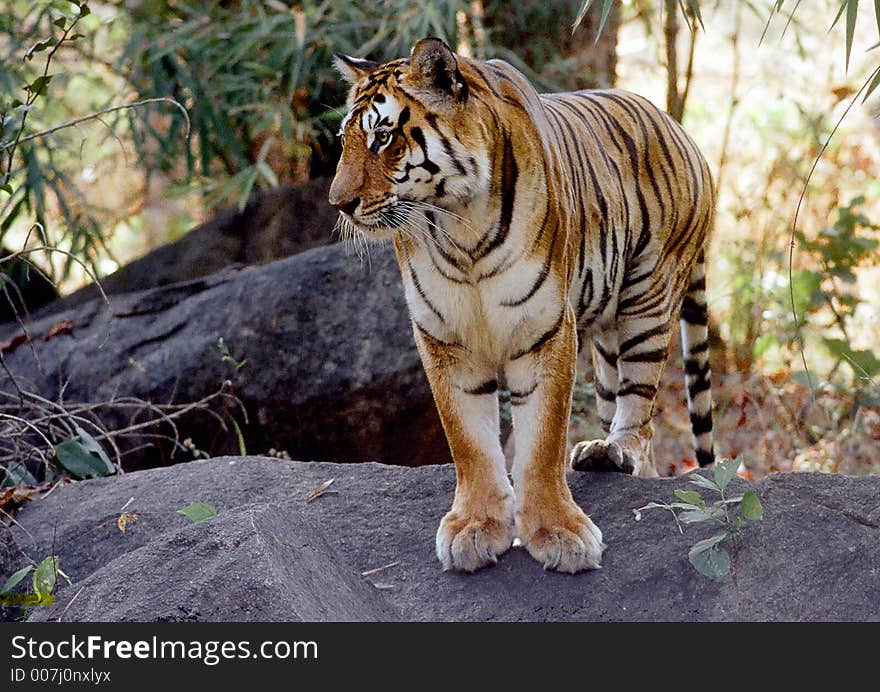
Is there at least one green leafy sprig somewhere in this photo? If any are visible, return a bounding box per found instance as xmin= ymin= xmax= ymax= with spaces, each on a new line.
xmin=634 ymin=456 xmax=763 ymax=581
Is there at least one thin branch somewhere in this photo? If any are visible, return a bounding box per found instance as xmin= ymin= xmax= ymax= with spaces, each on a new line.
xmin=0 ymin=98 xmax=190 ymax=152
xmin=787 ymin=64 xmax=880 ymax=404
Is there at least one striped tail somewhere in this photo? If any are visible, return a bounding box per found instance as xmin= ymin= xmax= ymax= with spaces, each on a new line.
xmin=679 ymin=251 xmax=715 ymax=467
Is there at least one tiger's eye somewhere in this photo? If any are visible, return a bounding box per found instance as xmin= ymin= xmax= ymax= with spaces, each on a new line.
xmin=375 ymin=130 xmax=391 ymax=145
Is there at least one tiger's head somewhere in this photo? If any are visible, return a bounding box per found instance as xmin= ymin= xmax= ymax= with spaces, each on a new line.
xmin=329 ymin=38 xmax=490 ymax=239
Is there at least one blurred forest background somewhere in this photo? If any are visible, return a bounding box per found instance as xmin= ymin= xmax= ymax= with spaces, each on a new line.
xmin=0 ymin=0 xmax=878 ymax=493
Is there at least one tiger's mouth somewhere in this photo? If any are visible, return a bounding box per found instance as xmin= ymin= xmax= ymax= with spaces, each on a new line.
xmin=337 ymin=195 xmax=463 ymax=247
xmin=340 ymin=195 xmax=412 ymax=235
xmin=335 ymin=198 xmax=400 ymax=245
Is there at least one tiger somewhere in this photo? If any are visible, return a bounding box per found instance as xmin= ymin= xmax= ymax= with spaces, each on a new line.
xmin=329 ymin=37 xmax=716 ymax=574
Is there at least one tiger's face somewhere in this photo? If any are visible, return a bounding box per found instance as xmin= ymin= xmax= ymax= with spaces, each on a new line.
xmin=329 ymin=39 xmax=488 ymax=239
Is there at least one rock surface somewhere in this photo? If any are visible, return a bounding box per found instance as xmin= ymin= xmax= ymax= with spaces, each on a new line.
xmin=0 ymin=242 xmax=448 ymax=468
xmin=37 ymin=178 xmax=337 ymax=316
xmin=6 ymin=458 xmax=879 ymax=622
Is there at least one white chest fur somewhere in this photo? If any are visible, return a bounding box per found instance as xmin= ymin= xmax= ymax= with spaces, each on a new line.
xmin=398 ymin=240 xmax=562 ymax=367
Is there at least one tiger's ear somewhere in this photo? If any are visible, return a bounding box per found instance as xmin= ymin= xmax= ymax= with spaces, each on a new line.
xmin=407 ymin=37 xmax=467 ymax=106
xmin=333 ymin=53 xmax=377 ymax=84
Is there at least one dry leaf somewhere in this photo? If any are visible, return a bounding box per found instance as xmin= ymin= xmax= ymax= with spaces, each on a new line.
xmin=0 ymin=485 xmax=38 ymax=513
xmin=306 ymin=478 xmax=335 ymax=503
xmin=116 ymin=512 xmax=139 ymax=533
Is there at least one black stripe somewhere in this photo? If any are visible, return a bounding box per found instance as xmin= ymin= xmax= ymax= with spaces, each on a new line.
xmin=408 ymin=127 xmax=441 ymax=174
xmin=501 ymin=228 xmax=555 ymax=307
xmin=621 ymin=347 xmax=669 ymax=363
xmin=501 ymin=262 xmax=550 ymax=306
xmin=593 ymin=340 xmax=618 ymax=367
xmin=424 ymin=242 xmax=467 ymax=284
xmin=407 ymin=259 xmax=446 ymax=324
xmin=424 ymin=211 xmax=468 ymax=274
xmin=527 ymin=196 xmax=554 ymax=254
xmin=509 ymin=381 xmax=538 ymax=405
xmin=686 ymin=339 xmax=709 ymax=354
xmin=688 ymin=377 xmax=712 ymax=398
xmin=463 ymin=380 xmax=498 ymax=396
xmin=470 ymin=64 xmax=525 ymax=110
xmin=688 ymin=272 xmax=707 ymax=293
xmin=696 ymin=448 xmax=715 ymax=467
xmin=618 ymin=322 xmax=670 ymax=356
xmin=425 ymin=113 xmax=467 ymax=176
xmin=690 ymin=411 xmax=713 ymax=436
xmin=595 ymin=381 xmax=616 ymax=402
xmin=554 ymin=95 xmax=632 ymax=250
xmin=577 ymin=268 xmax=594 ymax=320
xmin=510 ymin=309 xmax=565 ymax=360
xmin=473 ymin=130 xmax=517 ymax=261
xmin=413 ymin=319 xmax=459 ymax=348
xmin=476 ymin=248 xmax=517 ymax=282
xmin=542 ymin=104 xmax=592 ymax=240
xmin=621 ymin=269 xmax=653 ymax=291
xmin=617 ymin=382 xmax=657 ymax=399
xmin=619 ymin=288 xmax=668 ymax=316
xmin=684 ymin=358 xmax=710 ymax=378
xmin=487 ymin=64 xmax=535 ymax=104
xmin=680 ymin=296 xmax=708 ymax=325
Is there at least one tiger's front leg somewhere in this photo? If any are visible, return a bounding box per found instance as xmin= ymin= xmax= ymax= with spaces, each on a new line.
xmin=505 ymin=305 xmax=605 ymax=573
xmin=412 ymin=325 xmax=516 ymax=572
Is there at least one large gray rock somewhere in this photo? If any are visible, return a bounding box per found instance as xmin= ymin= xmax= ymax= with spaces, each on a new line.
xmin=26 ymin=503 xmax=396 ymax=622
xmin=37 ymin=179 xmax=338 ymax=316
xmin=7 ymin=458 xmax=880 ymax=622
xmin=0 ymin=243 xmax=448 ymax=469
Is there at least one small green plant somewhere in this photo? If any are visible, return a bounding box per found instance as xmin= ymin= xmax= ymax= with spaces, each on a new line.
xmin=217 ymin=337 xmax=247 ymax=371
xmin=634 ymin=456 xmax=763 ymax=581
xmin=1 ymin=554 xmax=70 ymax=606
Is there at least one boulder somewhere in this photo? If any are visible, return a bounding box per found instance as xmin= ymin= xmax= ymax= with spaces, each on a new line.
xmin=0 ymin=242 xmax=449 ymax=470
xmin=38 ymin=178 xmax=337 ymax=316
xmin=24 ymin=503 xmax=395 ymax=622
xmin=7 ymin=458 xmax=880 ymax=622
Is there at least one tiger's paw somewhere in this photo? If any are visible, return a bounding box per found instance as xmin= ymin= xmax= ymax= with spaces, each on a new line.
xmin=570 ymin=439 xmax=635 ymax=474
xmin=518 ymin=500 xmax=605 ymax=574
xmin=570 ymin=439 xmax=659 ymax=477
xmin=436 ymin=510 xmax=515 ymax=572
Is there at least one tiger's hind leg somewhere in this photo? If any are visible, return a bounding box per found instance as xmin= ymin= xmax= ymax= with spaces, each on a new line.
xmin=604 ymin=312 xmax=673 ymax=477
xmin=570 ymin=326 xmax=635 ymax=474
xmin=572 ymin=312 xmax=671 ymax=477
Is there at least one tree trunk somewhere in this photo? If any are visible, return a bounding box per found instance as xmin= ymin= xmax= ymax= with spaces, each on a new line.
xmin=664 ymin=0 xmax=683 ymax=120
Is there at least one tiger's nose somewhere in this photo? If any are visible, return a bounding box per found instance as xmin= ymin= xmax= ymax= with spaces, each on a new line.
xmin=330 ymin=196 xmax=360 ymax=216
